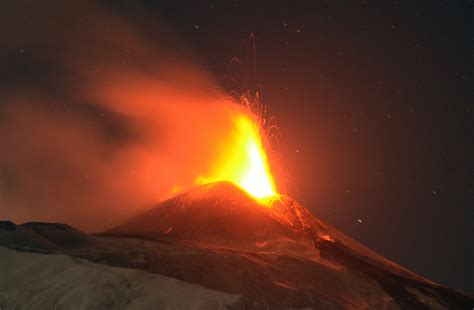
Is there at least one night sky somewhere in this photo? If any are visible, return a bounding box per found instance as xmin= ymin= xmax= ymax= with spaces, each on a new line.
xmin=1 ymin=0 xmax=473 ymax=292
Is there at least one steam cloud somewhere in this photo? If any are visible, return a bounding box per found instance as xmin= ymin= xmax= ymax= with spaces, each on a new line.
xmin=0 ymin=0 xmax=241 ymax=231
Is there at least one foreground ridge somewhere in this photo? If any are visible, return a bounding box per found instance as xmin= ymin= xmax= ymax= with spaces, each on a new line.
xmin=1 ymin=182 xmax=473 ymax=309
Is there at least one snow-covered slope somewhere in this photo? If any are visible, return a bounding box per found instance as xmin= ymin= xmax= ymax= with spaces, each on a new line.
xmin=0 ymin=246 xmax=241 ymax=310
xmin=1 ymin=182 xmax=472 ymax=309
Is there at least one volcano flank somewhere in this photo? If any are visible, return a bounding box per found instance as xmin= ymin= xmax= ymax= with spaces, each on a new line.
xmin=1 ymin=182 xmax=472 ymax=309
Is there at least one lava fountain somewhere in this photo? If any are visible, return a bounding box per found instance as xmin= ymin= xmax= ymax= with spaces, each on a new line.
xmin=194 ymin=108 xmax=278 ymax=205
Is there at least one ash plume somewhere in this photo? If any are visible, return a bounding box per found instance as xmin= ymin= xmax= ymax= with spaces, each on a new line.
xmin=0 ymin=0 xmax=240 ymax=231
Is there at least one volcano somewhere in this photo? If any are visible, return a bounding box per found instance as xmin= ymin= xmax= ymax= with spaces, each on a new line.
xmin=105 ymin=182 xmax=305 ymax=245
xmin=1 ymin=182 xmax=472 ymax=309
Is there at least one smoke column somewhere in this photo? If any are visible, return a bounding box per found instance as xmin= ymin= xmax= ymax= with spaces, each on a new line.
xmin=0 ymin=0 xmax=248 ymax=231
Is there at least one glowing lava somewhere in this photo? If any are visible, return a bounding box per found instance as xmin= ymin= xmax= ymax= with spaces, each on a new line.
xmin=195 ymin=111 xmax=278 ymax=204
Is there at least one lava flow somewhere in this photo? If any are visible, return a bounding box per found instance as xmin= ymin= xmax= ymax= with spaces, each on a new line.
xmin=194 ymin=109 xmax=278 ymax=205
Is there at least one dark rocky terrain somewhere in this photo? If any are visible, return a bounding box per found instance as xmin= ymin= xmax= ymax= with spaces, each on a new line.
xmin=1 ymin=182 xmax=472 ymax=309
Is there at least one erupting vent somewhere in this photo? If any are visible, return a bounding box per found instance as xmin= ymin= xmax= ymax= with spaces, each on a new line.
xmin=195 ymin=111 xmax=278 ymax=205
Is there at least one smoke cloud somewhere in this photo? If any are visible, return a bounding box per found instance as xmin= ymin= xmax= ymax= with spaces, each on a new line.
xmin=0 ymin=0 xmax=243 ymax=231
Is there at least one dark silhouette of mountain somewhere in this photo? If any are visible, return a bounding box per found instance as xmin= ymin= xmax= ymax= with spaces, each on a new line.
xmin=1 ymin=182 xmax=472 ymax=309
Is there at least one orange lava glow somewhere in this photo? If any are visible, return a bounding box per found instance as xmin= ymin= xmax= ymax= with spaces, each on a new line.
xmin=195 ymin=111 xmax=278 ymax=204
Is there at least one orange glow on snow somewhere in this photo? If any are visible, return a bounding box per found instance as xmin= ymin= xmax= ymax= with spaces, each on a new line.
xmin=195 ymin=111 xmax=278 ymax=204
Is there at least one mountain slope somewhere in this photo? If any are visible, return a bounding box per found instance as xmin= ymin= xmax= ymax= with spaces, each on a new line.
xmin=0 ymin=246 xmax=241 ymax=309
xmin=1 ymin=182 xmax=472 ymax=309
xmin=101 ymin=182 xmax=473 ymax=309
xmin=106 ymin=182 xmax=299 ymax=245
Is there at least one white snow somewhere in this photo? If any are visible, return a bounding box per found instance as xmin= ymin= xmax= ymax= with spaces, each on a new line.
xmin=0 ymin=246 xmax=241 ymax=309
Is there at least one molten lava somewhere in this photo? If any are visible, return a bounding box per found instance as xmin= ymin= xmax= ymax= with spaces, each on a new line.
xmin=195 ymin=110 xmax=278 ymax=204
